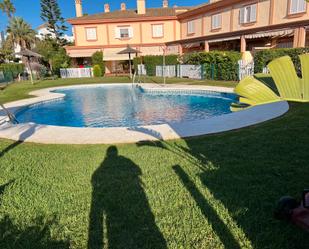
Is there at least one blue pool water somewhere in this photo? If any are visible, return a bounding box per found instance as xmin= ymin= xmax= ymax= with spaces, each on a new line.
xmin=15 ymin=85 xmax=236 ymax=128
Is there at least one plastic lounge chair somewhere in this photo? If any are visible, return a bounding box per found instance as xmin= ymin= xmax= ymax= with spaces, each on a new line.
xmin=232 ymin=76 xmax=281 ymax=111
xmin=300 ymin=54 xmax=309 ymax=101
xmin=268 ymin=56 xmax=303 ymax=102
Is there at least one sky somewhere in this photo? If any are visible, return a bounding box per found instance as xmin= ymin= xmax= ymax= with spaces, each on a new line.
xmin=0 ymin=0 xmax=209 ymax=35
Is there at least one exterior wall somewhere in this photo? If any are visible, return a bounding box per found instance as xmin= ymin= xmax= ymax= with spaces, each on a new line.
xmin=180 ymin=16 xmax=203 ymax=39
xmin=272 ymin=0 xmax=309 ymax=25
xmin=179 ymin=0 xmax=309 ymax=39
xmin=231 ymin=0 xmax=271 ymax=31
xmin=73 ymin=20 xmax=179 ymax=47
xmin=74 ymin=24 xmax=108 ymax=46
xmin=69 ymin=0 xmax=309 ymax=60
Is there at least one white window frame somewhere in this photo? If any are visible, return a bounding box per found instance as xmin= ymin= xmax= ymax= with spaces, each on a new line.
xmin=152 ymin=24 xmax=164 ymax=38
xmin=240 ymin=4 xmax=257 ymax=24
xmin=85 ymin=27 xmax=97 ymax=41
xmin=115 ymin=26 xmax=133 ymax=39
xmin=289 ymin=0 xmax=306 ymax=15
xmin=211 ymin=13 xmax=222 ymax=30
xmin=187 ymin=20 xmax=195 ymax=35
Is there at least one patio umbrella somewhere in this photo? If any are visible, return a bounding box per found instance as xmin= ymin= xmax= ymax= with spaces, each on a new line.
xmin=15 ymin=49 xmax=42 ymax=84
xmin=117 ymin=45 xmax=140 ymax=79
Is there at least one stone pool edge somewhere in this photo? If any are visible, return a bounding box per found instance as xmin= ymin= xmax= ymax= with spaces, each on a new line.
xmin=0 ymin=83 xmax=289 ymax=144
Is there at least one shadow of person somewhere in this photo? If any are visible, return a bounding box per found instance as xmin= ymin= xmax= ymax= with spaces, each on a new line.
xmin=88 ymin=146 xmax=167 ymax=249
xmin=0 ymin=124 xmax=40 ymax=158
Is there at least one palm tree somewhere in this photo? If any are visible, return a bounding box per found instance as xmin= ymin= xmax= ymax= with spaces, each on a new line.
xmin=0 ymin=0 xmax=16 ymax=19
xmin=6 ymin=17 xmax=36 ymax=49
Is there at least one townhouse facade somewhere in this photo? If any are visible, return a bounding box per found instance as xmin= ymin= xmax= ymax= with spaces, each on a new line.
xmin=66 ymin=0 xmax=309 ymax=74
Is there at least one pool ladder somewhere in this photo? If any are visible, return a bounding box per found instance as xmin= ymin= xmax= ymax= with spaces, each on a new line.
xmin=0 ymin=103 xmax=19 ymax=124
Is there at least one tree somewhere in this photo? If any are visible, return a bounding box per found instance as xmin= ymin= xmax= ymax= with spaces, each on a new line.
xmin=0 ymin=0 xmax=15 ymax=19
xmin=40 ymin=0 xmax=67 ymax=42
xmin=35 ymin=37 xmax=59 ymax=70
xmin=91 ymin=51 xmax=105 ymax=76
xmin=6 ymin=17 xmax=36 ymax=49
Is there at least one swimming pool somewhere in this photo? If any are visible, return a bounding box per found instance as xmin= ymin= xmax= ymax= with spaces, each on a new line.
xmin=15 ymin=85 xmax=237 ymax=128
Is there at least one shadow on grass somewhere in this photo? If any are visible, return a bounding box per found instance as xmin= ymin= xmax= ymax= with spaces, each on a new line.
xmin=133 ymin=103 xmax=309 ymax=248
xmin=0 ymin=180 xmax=14 ymax=205
xmin=0 ymin=215 xmax=70 ymax=249
xmin=173 ymin=165 xmax=241 ymax=249
xmin=88 ymin=146 xmax=167 ymax=249
xmin=0 ymin=124 xmax=40 ymax=158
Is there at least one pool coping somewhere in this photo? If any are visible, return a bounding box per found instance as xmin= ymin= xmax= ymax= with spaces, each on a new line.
xmin=0 ymin=83 xmax=289 ymax=144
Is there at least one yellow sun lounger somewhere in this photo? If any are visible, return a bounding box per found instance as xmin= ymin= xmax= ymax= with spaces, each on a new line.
xmin=232 ymin=54 xmax=309 ymax=111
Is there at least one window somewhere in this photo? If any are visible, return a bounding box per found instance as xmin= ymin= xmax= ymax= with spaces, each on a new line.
xmin=115 ymin=27 xmax=133 ymax=39
xmin=152 ymin=24 xmax=164 ymax=38
xmin=85 ymin=27 xmax=97 ymax=41
xmin=212 ymin=14 xmax=222 ymax=30
xmin=240 ymin=4 xmax=257 ymax=24
xmin=289 ymin=0 xmax=306 ymax=14
xmin=187 ymin=20 xmax=195 ymax=34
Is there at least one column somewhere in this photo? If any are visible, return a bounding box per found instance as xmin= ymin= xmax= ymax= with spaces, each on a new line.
xmin=240 ymin=35 xmax=246 ymax=53
xmin=298 ymin=27 xmax=306 ymax=48
xmin=204 ymin=41 xmax=210 ymax=52
xmin=293 ymin=28 xmax=300 ymax=48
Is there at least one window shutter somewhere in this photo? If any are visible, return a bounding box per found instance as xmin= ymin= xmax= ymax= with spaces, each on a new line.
xmin=240 ymin=8 xmax=245 ymax=24
xmin=188 ymin=21 xmax=194 ymax=34
xmin=115 ymin=28 xmax=120 ymax=39
xmin=152 ymin=25 xmax=163 ymax=37
xmin=218 ymin=14 xmax=222 ymax=28
xmin=250 ymin=4 xmax=257 ymax=22
xmin=290 ymin=0 xmax=298 ymax=14
xmin=86 ymin=28 xmax=97 ymax=40
xmin=128 ymin=27 xmax=133 ymax=38
xmin=298 ymin=0 xmax=306 ymax=12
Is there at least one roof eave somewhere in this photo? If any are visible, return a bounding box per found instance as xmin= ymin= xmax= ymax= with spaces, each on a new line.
xmin=67 ymin=15 xmax=177 ymax=25
xmin=177 ymin=0 xmax=245 ymax=19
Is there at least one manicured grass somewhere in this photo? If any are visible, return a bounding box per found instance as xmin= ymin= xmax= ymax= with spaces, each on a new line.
xmin=0 ymin=101 xmax=309 ymax=248
xmin=0 ymin=76 xmax=236 ymax=104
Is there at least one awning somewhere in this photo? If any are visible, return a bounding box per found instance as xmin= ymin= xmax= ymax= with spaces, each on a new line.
xmin=208 ymin=36 xmax=241 ymax=43
xmin=245 ymin=29 xmax=294 ymax=39
xmin=104 ymin=48 xmax=138 ymax=61
xmin=183 ymin=42 xmax=203 ymax=49
xmin=67 ymin=48 xmax=101 ymax=58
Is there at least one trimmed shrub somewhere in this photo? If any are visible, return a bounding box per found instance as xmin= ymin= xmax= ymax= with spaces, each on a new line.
xmin=50 ymin=48 xmax=71 ymax=76
xmin=93 ymin=65 xmax=102 ymax=77
xmin=0 ymin=63 xmax=25 ymax=78
xmin=133 ymin=55 xmax=179 ymax=76
xmin=182 ymin=51 xmax=241 ymax=81
xmin=92 ymin=51 xmax=105 ymax=76
xmin=254 ymin=48 xmax=309 ymax=74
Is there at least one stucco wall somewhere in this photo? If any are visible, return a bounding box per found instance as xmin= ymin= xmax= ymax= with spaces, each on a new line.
xmin=180 ymin=0 xmax=309 ymax=39
xmin=74 ymin=20 xmax=179 ymax=47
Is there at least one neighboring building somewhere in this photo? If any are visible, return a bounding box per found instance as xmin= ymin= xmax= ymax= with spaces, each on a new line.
xmin=36 ymin=23 xmax=75 ymax=43
xmin=66 ymin=0 xmax=309 ymax=74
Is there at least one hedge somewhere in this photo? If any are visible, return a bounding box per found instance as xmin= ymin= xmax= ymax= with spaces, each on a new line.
xmin=254 ymin=48 xmax=309 ymax=74
xmin=0 ymin=63 xmax=25 ymax=79
xmin=92 ymin=51 xmax=105 ymax=76
xmin=182 ymin=51 xmax=241 ymax=81
xmin=93 ymin=65 xmax=102 ymax=77
xmin=133 ymin=55 xmax=178 ymax=76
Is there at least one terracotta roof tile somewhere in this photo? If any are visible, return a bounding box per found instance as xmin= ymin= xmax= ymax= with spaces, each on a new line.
xmin=69 ymin=7 xmax=191 ymax=21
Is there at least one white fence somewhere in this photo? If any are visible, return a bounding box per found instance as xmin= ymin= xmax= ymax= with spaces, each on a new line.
xmin=60 ymin=68 xmax=93 ymax=78
xmin=156 ymin=65 xmax=176 ymax=78
xmin=238 ymin=60 xmax=255 ymax=81
xmin=137 ymin=64 xmax=147 ymax=75
xmin=177 ymin=65 xmax=202 ymax=79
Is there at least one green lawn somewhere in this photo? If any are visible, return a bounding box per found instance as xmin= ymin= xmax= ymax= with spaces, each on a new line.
xmin=0 ymin=78 xmax=308 ymax=249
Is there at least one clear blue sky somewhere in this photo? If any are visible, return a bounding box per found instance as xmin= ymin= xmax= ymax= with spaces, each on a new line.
xmin=0 ymin=0 xmax=209 ymax=34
